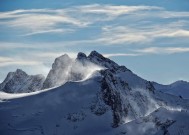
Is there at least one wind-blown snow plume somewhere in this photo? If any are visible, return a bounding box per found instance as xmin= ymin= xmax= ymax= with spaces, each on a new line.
xmin=71 ymin=60 xmax=104 ymax=81
xmin=43 ymin=53 xmax=104 ymax=89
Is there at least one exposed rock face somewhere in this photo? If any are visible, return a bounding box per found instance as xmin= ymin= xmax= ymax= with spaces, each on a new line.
xmin=100 ymin=67 xmax=157 ymax=127
xmin=42 ymin=54 xmax=73 ymax=89
xmin=76 ymin=52 xmax=87 ymax=61
xmin=0 ymin=69 xmax=45 ymax=93
xmin=101 ymin=69 xmax=129 ymax=127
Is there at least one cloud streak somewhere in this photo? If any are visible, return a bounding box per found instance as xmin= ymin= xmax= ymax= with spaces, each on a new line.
xmin=98 ymin=22 xmax=189 ymax=45
xmin=104 ymin=53 xmax=141 ymax=57
xmin=74 ymin=4 xmax=162 ymax=16
xmin=21 ymin=28 xmax=74 ymax=36
xmin=134 ymin=47 xmax=189 ymax=55
xmin=0 ymin=56 xmax=41 ymax=67
xmin=102 ymin=47 xmax=189 ymax=58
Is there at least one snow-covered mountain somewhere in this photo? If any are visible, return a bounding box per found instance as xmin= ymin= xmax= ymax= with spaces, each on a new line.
xmin=0 ymin=69 xmax=45 ymax=93
xmin=153 ymin=81 xmax=189 ymax=99
xmin=0 ymin=51 xmax=189 ymax=135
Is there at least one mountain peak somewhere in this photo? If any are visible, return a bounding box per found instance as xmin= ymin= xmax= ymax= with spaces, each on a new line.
xmin=88 ymin=50 xmax=119 ymax=69
xmin=15 ymin=69 xmax=24 ymax=73
xmin=171 ymin=80 xmax=189 ymax=87
xmin=173 ymin=80 xmax=188 ymax=84
xmin=55 ymin=54 xmax=70 ymax=62
xmin=88 ymin=50 xmax=104 ymax=59
xmin=52 ymin=54 xmax=72 ymax=69
xmin=15 ymin=69 xmax=28 ymax=76
xmin=77 ymin=52 xmax=87 ymax=60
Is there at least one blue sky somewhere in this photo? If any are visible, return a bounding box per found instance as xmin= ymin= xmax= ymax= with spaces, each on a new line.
xmin=0 ymin=0 xmax=189 ymax=84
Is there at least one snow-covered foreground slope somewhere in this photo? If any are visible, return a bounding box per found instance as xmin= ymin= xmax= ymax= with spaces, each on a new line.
xmin=153 ymin=81 xmax=189 ymax=99
xmin=0 ymin=69 xmax=189 ymax=135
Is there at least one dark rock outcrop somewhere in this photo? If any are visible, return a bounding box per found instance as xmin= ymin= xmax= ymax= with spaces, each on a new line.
xmin=0 ymin=69 xmax=45 ymax=93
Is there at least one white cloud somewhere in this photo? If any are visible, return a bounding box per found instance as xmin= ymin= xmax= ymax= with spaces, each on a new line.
xmin=157 ymin=11 xmax=189 ymax=18
xmin=0 ymin=55 xmax=45 ymax=68
xmin=0 ymin=42 xmax=69 ymax=50
xmin=5 ymin=13 xmax=86 ymax=32
xmin=103 ymin=53 xmax=141 ymax=57
xmin=134 ymin=47 xmax=189 ymax=54
xmin=157 ymin=29 xmax=189 ymax=37
xmin=0 ymin=60 xmax=41 ymax=67
xmin=0 ymin=9 xmax=87 ymax=36
xmin=0 ymin=4 xmax=189 ymax=39
xmin=0 ymin=42 xmax=39 ymax=49
xmin=97 ymin=22 xmax=189 ymax=45
xmin=22 ymin=28 xmax=74 ymax=36
xmin=0 ymin=9 xmax=52 ymax=19
xmin=75 ymin=4 xmax=162 ymax=16
xmin=103 ymin=47 xmax=189 ymax=58
xmin=0 ymin=57 xmax=13 ymax=62
xmin=34 ymin=52 xmax=78 ymax=59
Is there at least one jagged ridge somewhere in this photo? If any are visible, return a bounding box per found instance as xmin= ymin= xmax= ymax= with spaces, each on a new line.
xmin=0 ymin=69 xmax=45 ymax=93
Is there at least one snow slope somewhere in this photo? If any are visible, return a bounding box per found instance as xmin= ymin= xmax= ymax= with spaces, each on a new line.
xmin=153 ymin=81 xmax=189 ymax=99
xmin=114 ymin=107 xmax=189 ymax=135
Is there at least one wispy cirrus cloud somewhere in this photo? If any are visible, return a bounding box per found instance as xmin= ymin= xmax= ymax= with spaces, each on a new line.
xmin=102 ymin=47 xmax=189 ymax=58
xmin=134 ymin=47 xmax=189 ymax=55
xmin=152 ymin=11 xmax=189 ymax=18
xmin=33 ymin=51 xmax=78 ymax=58
xmin=74 ymin=4 xmax=162 ymax=16
xmin=97 ymin=21 xmax=189 ymax=45
xmin=0 ymin=56 xmax=42 ymax=67
xmin=0 ymin=4 xmax=181 ymax=37
xmin=22 ymin=28 xmax=74 ymax=36
xmin=0 ymin=57 xmax=13 ymax=62
xmin=0 ymin=61 xmax=41 ymax=67
xmin=0 ymin=8 xmax=87 ymax=36
xmin=104 ymin=53 xmax=141 ymax=57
